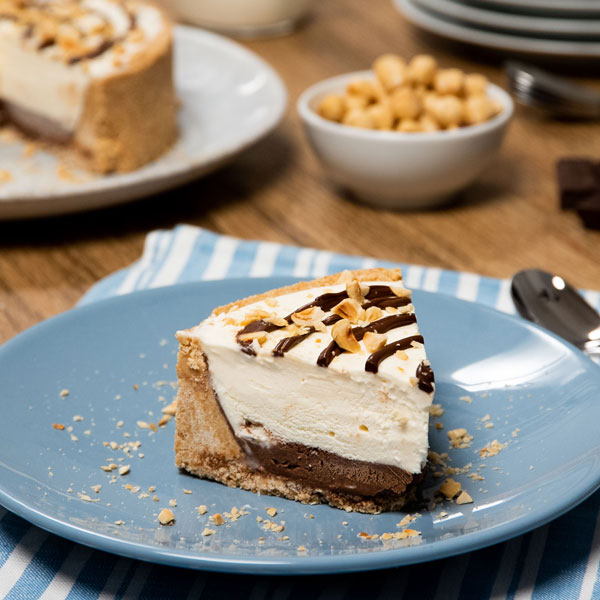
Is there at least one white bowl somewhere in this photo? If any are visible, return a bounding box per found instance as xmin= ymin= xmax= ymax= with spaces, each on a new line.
xmin=297 ymin=71 xmax=514 ymax=209
xmin=158 ymin=0 xmax=314 ymax=38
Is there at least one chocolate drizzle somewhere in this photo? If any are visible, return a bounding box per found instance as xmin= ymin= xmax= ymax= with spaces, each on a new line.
xmin=233 ymin=283 xmax=429 ymax=376
xmin=3 ymin=2 xmax=138 ymax=64
xmin=317 ymin=313 xmax=417 ymax=367
xmin=416 ymin=360 xmax=435 ymax=393
xmin=365 ymin=335 xmax=424 ymax=374
xmin=273 ymin=330 xmax=314 ymax=356
xmin=236 ymin=319 xmax=282 ymax=356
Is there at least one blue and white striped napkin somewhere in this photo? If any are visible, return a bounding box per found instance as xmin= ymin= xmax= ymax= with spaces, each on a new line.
xmin=3 ymin=223 xmax=600 ymax=599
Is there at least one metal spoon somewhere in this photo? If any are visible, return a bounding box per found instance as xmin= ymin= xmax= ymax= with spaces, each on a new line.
xmin=511 ymin=268 xmax=600 ymax=361
xmin=506 ymin=61 xmax=600 ymax=120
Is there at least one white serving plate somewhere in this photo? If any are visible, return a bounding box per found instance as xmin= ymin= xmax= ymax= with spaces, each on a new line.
xmin=0 ymin=26 xmax=287 ymax=220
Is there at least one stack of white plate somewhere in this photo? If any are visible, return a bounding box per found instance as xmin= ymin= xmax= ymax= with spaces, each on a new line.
xmin=394 ymin=0 xmax=600 ymax=59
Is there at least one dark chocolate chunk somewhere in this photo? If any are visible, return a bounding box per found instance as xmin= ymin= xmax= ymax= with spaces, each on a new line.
xmin=556 ymin=158 xmax=600 ymax=210
xmin=575 ymin=191 xmax=600 ymax=230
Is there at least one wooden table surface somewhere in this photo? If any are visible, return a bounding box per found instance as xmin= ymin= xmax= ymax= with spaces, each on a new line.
xmin=1 ymin=0 xmax=599 ymax=344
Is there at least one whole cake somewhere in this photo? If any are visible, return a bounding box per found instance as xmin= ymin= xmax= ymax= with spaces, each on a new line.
xmin=0 ymin=0 xmax=177 ymax=173
xmin=175 ymin=268 xmax=435 ymax=513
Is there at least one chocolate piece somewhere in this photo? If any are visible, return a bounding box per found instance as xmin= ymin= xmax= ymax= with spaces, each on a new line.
xmin=237 ymin=423 xmax=415 ymax=497
xmin=557 ymin=158 xmax=600 ymax=210
xmin=416 ymin=360 xmax=435 ymax=393
xmin=576 ymin=191 xmax=600 ymax=230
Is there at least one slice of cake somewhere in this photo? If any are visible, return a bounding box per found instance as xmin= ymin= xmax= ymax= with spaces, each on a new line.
xmin=0 ymin=0 xmax=177 ymax=173
xmin=175 ymin=268 xmax=435 ymax=513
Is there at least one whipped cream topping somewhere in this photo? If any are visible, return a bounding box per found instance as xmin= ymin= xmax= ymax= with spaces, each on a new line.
xmin=182 ymin=279 xmax=435 ymax=473
xmin=0 ymin=0 xmax=167 ymax=133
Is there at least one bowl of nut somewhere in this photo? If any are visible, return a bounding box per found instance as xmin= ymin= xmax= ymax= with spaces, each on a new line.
xmin=297 ymin=54 xmax=513 ymax=209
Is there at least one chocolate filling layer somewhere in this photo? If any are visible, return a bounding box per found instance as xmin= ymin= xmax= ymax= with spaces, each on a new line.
xmin=236 ymin=422 xmax=415 ymax=497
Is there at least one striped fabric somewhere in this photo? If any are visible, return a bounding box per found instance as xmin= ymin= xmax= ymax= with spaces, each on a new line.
xmin=3 ymin=223 xmax=600 ymax=599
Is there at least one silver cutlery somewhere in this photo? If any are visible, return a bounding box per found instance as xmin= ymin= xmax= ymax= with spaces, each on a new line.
xmin=511 ymin=268 xmax=600 ymax=362
xmin=506 ymin=61 xmax=600 ymax=120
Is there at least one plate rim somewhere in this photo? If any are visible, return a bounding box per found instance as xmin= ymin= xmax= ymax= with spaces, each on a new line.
xmin=1 ymin=277 xmax=600 ymax=575
xmin=394 ymin=0 xmax=600 ymax=57
xmin=0 ymin=25 xmax=287 ymax=220
xmin=414 ymin=0 xmax=600 ymax=37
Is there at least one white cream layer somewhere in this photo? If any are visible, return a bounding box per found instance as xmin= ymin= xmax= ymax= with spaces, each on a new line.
xmin=182 ymin=280 xmax=434 ymax=474
xmin=0 ymin=1 xmax=166 ymax=133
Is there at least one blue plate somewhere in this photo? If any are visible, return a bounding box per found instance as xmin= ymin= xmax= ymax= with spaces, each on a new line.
xmin=1 ymin=278 xmax=600 ymax=575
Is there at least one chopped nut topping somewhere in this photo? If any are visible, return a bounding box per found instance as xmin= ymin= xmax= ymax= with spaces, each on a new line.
xmin=365 ymin=306 xmax=383 ymax=322
xmin=52 ymin=423 xmax=65 ymax=430
xmin=158 ymin=508 xmax=175 ymax=526
xmin=363 ymin=332 xmax=387 ymax=352
xmin=240 ymin=309 xmax=272 ymax=326
xmin=331 ymin=319 xmax=361 ymax=353
xmin=118 ymin=465 xmax=130 ymax=476
xmin=336 ymin=270 xmax=354 ymax=284
xmin=291 ymin=306 xmax=325 ymax=327
xmin=346 ymin=279 xmax=370 ymax=304
xmin=266 ymin=315 xmax=288 ymax=327
xmin=332 ymin=298 xmax=364 ymax=324
xmin=395 ymin=350 xmax=409 ymax=361
xmin=238 ymin=331 xmax=268 ymax=345
xmin=391 ymin=286 xmax=411 ymax=298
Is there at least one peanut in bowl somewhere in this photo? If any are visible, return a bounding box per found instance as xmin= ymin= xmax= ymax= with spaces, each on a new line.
xmin=297 ymin=64 xmax=514 ymax=209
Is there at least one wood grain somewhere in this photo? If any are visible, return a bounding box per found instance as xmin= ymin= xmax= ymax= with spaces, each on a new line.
xmin=1 ymin=0 xmax=599 ymax=344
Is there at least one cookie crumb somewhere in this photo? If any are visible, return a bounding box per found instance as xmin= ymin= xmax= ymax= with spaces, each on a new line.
xmin=202 ymin=527 xmax=216 ymax=537
xmin=448 ymin=428 xmax=473 ymax=449
xmin=158 ymin=508 xmax=175 ymax=526
xmin=60 ymin=389 xmax=69 ymax=397
xmin=197 ymin=505 xmax=207 ymax=515
xmin=479 ymin=440 xmax=507 ymax=458
xmin=265 ymin=507 xmax=277 ymax=517
xmin=439 ymin=478 xmax=462 ymax=499
xmin=211 ymin=513 xmax=226 ymax=526
xmin=118 ymin=465 xmax=130 ymax=476
xmin=456 ymin=491 xmax=473 ymax=505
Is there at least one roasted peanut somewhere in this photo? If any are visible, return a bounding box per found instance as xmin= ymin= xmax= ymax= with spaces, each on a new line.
xmin=373 ymin=54 xmax=406 ymax=91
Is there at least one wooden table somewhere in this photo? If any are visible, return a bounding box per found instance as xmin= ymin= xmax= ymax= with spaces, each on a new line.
xmin=1 ymin=0 xmax=599 ymax=345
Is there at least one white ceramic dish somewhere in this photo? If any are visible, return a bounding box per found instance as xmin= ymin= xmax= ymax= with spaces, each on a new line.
xmin=467 ymin=0 xmax=600 ymax=18
xmin=297 ymin=71 xmax=513 ymax=210
xmin=394 ymin=0 xmax=600 ymax=58
xmin=0 ymin=26 xmax=287 ymax=220
xmin=416 ymin=0 xmax=600 ymax=39
xmin=159 ymin=0 xmax=314 ymax=38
